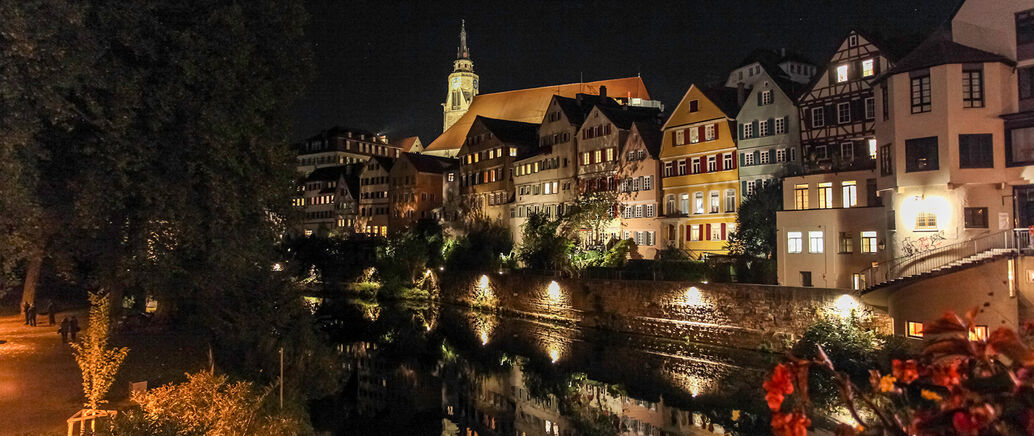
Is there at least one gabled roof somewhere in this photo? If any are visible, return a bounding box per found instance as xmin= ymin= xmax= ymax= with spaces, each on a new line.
xmin=770 ymin=72 xmax=809 ymax=101
xmin=426 ymin=76 xmax=650 ymax=152
xmin=698 ymin=84 xmax=742 ymax=118
xmin=393 ymin=136 xmax=422 ymax=153
xmin=474 ymin=116 xmax=539 ymax=146
xmin=877 ymin=34 xmax=1014 ymax=82
xmin=631 ymin=121 xmax=663 ymax=160
xmin=402 ymin=152 xmax=458 ymax=174
xmin=595 ymin=105 xmax=663 ymax=131
xmin=370 ymin=156 xmax=395 ymax=172
xmin=554 ymin=94 xmax=618 ymax=126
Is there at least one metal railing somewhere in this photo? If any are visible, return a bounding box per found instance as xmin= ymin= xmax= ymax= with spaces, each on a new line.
xmin=859 ymin=228 xmax=1028 ymax=290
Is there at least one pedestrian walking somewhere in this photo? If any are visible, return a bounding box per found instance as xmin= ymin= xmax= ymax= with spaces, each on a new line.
xmin=23 ymin=301 xmax=30 ymax=325
xmin=28 ymin=305 xmax=37 ymax=327
xmin=46 ymin=300 xmax=56 ymax=326
xmin=59 ymin=317 xmax=69 ymax=343
xmin=70 ymin=316 xmax=80 ymax=341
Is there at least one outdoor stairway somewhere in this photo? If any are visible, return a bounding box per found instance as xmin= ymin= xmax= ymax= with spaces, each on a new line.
xmin=859 ymin=230 xmax=1028 ymax=291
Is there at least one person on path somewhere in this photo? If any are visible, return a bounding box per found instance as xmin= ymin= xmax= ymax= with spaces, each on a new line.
xmin=70 ymin=316 xmax=80 ymax=341
xmin=23 ymin=301 xmax=30 ymax=325
xmin=28 ymin=305 xmax=37 ymax=327
xmin=59 ymin=317 xmax=69 ymax=343
xmin=46 ymin=301 xmax=56 ymax=326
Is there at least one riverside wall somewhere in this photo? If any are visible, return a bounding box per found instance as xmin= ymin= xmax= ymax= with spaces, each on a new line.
xmin=437 ymin=272 xmax=891 ymax=351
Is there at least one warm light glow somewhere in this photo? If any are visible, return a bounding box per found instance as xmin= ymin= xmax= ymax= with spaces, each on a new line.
xmin=901 ymin=195 xmax=950 ymax=232
xmin=683 ymin=287 xmax=703 ymax=306
xmin=547 ymin=281 xmax=562 ymax=301
xmin=478 ymin=274 xmax=490 ymax=290
xmin=480 ymin=330 xmax=489 ymax=345
xmin=834 ymin=294 xmax=859 ymax=318
xmin=271 ymin=263 xmax=283 ymax=272
xmin=549 ymin=347 xmax=560 ymax=363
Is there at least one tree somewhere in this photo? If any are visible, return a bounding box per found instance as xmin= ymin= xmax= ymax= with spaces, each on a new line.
xmin=566 ymin=191 xmax=618 ymax=247
xmin=517 ymin=212 xmax=575 ymax=271
xmin=71 ymin=293 xmax=129 ymax=411
xmin=727 ymin=182 xmax=782 ymax=259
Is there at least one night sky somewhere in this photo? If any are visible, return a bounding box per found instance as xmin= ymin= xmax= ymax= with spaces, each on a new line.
xmin=292 ymin=0 xmax=960 ymax=143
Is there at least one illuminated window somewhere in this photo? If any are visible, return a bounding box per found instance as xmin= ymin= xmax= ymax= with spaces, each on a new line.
xmin=690 ymin=224 xmax=701 ymax=241
xmin=868 ymin=139 xmax=878 ymax=159
xmin=582 ymin=152 xmax=590 ymax=165
xmin=861 ymin=231 xmax=878 ymax=253
xmin=509 ymin=148 xmax=517 ymax=157
xmin=842 ymin=181 xmax=857 ymax=208
xmin=817 ymin=183 xmax=832 ymax=209
xmin=787 ymin=232 xmax=802 ymax=253
xmin=675 ymin=129 xmax=685 ymax=145
xmin=969 ymin=325 xmax=988 ymax=341
xmin=761 ymin=90 xmax=773 ymax=105
xmin=594 ymin=149 xmax=602 ymax=163
xmin=836 ymin=64 xmax=849 ymax=83
xmin=689 ymin=127 xmax=699 ymax=143
xmin=679 ymin=193 xmax=689 ymax=214
xmin=705 ymin=124 xmax=716 ymax=140
xmin=862 ymin=59 xmax=875 ymax=77
xmin=694 ymin=192 xmax=704 ymax=214
xmin=725 ymin=189 xmax=736 ymax=213
xmin=808 ymin=231 xmax=824 ymax=253
xmin=915 ymin=211 xmax=938 ymax=231
xmin=794 ymin=184 xmax=808 ymax=210
xmin=907 ymin=321 xmax=924 ymax=338
xmin=709 ymin=191 xmax=720 ymax=213
xmin=606 ymin=148 xmax=614 ymax=161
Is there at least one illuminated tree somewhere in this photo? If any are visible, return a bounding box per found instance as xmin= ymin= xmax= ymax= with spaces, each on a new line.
xmin=566 ymin=191 xmax=618 ymax=247
xmin=71 ymin=292 xmax=130 ymax=411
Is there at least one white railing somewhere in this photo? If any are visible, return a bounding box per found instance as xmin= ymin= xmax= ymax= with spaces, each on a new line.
xmin=858 ymin=229 xmax=1028 ymax=290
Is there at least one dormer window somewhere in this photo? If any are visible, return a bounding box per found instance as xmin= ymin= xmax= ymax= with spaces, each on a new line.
xmin=848 ymin=34 xmax=858 ymax=47
xmin=862 ymin=59 xmax=875 ymax=77
xmin=689 ymin=100 xmax=699 ymax=112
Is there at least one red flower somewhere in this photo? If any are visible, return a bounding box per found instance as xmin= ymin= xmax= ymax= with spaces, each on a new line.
xmin=953 ymin=411 xmax=980 ymax=435
xmin=771 ymin=411 xmax=811 ymax=436
xmin=764 ymin=364 xmax=795 ymax=411
xmin=931 ymin=360 xmax=961 ymax=388
xmin=892 ymin=359 xmax=919 ymax=384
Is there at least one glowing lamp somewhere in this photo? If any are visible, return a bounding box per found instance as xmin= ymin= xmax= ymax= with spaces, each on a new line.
xmin=478 ymin=274 xmax=490 ymax=290
xmin=480 ymin=330 xmax=489 ymax=345
xmin=271 ymin=263 xmax=283 ymax=272
xmin=834 ymin=294 xmax=859 ymax=318
xmin=549 ymin=347 xmax=560 ymax=363
xmin=684 ymin=287 xmax=703 ymax=306
xmin=547 ymin=281 xmax=562 ymax=301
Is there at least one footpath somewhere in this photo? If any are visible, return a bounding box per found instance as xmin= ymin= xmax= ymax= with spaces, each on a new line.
xmin=0 ymin=311 xmax=85 ymax=435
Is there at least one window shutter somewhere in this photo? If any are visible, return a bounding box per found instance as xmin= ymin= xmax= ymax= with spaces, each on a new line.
xmin=671 ymin=131 xmax=677 ymax=145
xmin=705 ymin=223 xmax=711 ymax=240
xmin=784 ymin=115 xmax=790 ymax=131
xmin=697 ymin=126 xmax=704 ymax=140
xmin=752 ymin=120 xmax=759 ymax=136
xmin=739 ymin=153 xmax=745 ymax=166
xmin=714 ymin=123 xmax=719 ymax=140
xmin=699 ymin=157 xmax=707 ymax=173
xmin=742 ymin=180 xmax=747 ymax=193
xmin=686 ymin=158 xmax=693 ymax=173
xmin=698 ymin=224 xmax=705 ymax=241
xmin=757 ymin=91 xmax=763 ymax=106
xmin=753 ymin=150 xmax=760 ymax=163
xmin=716 ymin=154 xmax=723 ymax=171
xmin=686 ymin=225 xmax=692 ymax=241
xmin=767 ymin=118 xmax=774 ymax=135
xmin=721 ymin=223 xmax=727 ymax=240
xmin=730 ymin=153 xmax=737 ymax=169
xmin=738 ymin=123 xmax=743 ymax=140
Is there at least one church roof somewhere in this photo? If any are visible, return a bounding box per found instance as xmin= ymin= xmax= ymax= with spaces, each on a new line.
xmin=425 ymin=76 xmax=650 ymax=153
xmin=393 ymin=136 xmax=422 ymax=153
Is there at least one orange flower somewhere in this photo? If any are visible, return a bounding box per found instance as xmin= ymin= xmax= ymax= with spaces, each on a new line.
xmin=764 ymin=364 xmax=795 ymax=411
xmin=771 ymin=411 xmax=811 ymax=436
xmin=892 ymin=359 xmax=919 ymax=384
xmin=931 ymin=360 xmax=961 ymax=388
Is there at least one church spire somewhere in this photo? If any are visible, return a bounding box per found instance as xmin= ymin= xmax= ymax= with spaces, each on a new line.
xmin=457 ymin=19 xmax=469 ymax=60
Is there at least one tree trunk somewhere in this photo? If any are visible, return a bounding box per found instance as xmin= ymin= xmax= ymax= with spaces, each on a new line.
xmin=20 ymin=250 xmax=43 ymax=312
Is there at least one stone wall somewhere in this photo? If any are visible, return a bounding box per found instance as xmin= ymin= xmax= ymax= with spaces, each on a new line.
xmin=438 ymin=272 xmax=891 ymax=350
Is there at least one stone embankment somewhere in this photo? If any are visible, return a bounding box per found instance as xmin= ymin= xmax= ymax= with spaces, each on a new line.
xmin=437 ymin=272 xmax=891 ymax=350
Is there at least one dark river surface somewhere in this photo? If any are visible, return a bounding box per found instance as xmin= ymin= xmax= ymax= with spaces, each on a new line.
xmin=310 ymin=299 xmax=778 ymax=436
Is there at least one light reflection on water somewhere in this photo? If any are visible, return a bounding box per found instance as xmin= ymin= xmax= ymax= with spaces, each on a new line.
xmin=313 ymin=299 xmax=774 ymax=435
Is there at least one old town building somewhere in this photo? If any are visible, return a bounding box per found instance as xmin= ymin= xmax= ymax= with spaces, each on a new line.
xmin=295 ymin=164 xmax=361 ymax=237
xmin=735 ymin=68 xmax=809 ymax=197
xmin=458 ymin=116 xmax=539 ymax=223
xmin=618 ymin=121 xmax=665 ymax=259
xmin=388 ymin=152 xmax=459 ymax=231
xmin=798 ymin=30 xmax=894 ymax=175
xmin=576 ymin=103 xmax=664 ymax=246
xmin=295 ymin=127 xmax=400 ymax=174
xmin=359 ymin=156 xmax=394 ymax=237
xmin=659 ymin=85 xmax=741 ymax=257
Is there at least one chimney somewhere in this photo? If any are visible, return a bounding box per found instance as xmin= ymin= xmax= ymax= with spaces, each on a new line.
xmin=737 ymin=83 xmax=746 ymax=106
xmin=599 ymin=85 xmax=607 ymax=99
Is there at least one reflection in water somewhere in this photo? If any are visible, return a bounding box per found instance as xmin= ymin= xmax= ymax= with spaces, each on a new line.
xmin=313 ymin=300 xmax=773 ymax=435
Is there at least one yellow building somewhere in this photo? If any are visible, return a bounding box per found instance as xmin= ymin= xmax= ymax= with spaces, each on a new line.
xmin=659 ymin=85 xmax=742 ymax=256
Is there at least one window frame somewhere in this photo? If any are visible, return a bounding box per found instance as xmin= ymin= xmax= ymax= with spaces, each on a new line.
xmin=811 ymin=107 xmax=825 ymax=128
xmin=962 ymin=69 xmax=985 ymax=108
xmin=964 ymin=207 xmax=989 ymax=229
xmin=959 ymin=134 xmax=994 ymax=168
xmin=907 ymin=321 xmax=924 ymax=339
xmin=905 ymin=136 xmax=939 ymax=172
xmin=911 ymin=74 xmax=932 ymax=113
xmin=787 ymin=231 xmax=803 ymax=254
xmin=808 ymin=231 xmax=824 ymax=253
xmin=837 ymin=102 xmax=851 ymax=124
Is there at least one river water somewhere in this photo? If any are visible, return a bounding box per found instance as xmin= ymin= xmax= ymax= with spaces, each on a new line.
xmin=311 ymin=299 xmax=777 ymax=435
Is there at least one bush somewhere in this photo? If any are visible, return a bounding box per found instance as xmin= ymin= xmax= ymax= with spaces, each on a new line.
xmin=445 ymin=219 xmax=513 ymax=272
xmin=517 ymin=212 xmax=574 ymax=271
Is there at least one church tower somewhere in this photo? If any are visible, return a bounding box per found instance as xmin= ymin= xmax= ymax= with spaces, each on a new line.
xmin=442 ymin=20 xmax=479 ymax=132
